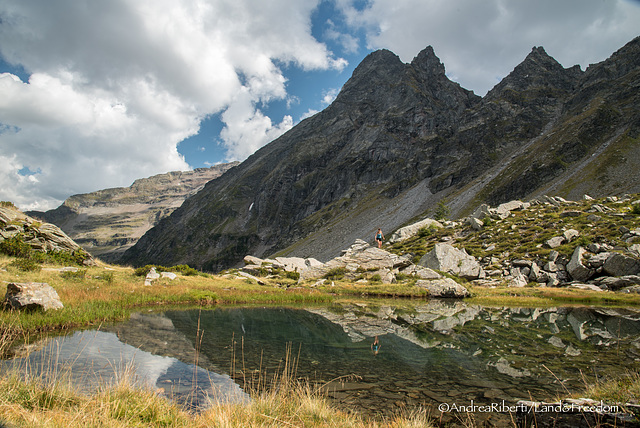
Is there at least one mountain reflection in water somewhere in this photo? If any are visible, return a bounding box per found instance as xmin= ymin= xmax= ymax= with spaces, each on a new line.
xmin=3 ymin=302 xmax=639 ymax=420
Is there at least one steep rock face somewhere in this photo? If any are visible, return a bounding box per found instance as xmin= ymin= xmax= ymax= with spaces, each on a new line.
xmin=123 ymin=37 xmax=640 ymax=271
xmin=29 ymin=163 xmax=237 ymax=261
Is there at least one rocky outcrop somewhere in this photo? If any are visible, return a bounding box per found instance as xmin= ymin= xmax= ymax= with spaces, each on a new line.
xmin=0 ymin=206 xmax=93 ymax=264
xmin=242 ymin=239 xmax=471 ymax=297
xmin=3 ymin=282 xmax=63 ymax=311
xmin=415 ymin=278 xmax=470 ymax=298
xmin=418 ymin=243 xmax=484 ymax=279
xmin=123 ymin=37 xmax=640 ymax=272
xmin=29 ymin=163 xmax=237 ymax=262
xmin=435 ymin=195 xmax=640 ymax=291
xmin=388 ymin=218 xmax=443 ymax=244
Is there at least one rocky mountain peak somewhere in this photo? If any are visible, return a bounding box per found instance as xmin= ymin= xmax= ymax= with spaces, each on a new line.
xmin=122 ymin=38 xmax=640 ymax=272
xmin=485 ymin=45 xmax=581 ymax=100
xmin=410 ymin=45 xmax=445 ymax=77
xmin=333 ymin=49 xmax=405 ymax=106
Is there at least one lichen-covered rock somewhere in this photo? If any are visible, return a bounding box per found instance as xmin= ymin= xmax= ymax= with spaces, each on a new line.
xmin=415 ymin=278 xmax=470 ymax=298
xmin=567 ymin=246 xmax=594 ymax=282
xmin=603 ymin=252 xmax=640 ymax=277
xmin=388 ymin=218 xmax=443 ymax=243
xmin=419 ymin=243 xmax=484 ymax=279
xmin=3 ymin=282 xmax=63 ymax=311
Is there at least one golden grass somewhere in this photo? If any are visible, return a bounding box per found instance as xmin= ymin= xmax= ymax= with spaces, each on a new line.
xmin=0 ymin=342 xmax=434 ymax=428
xmin=577 ymin=371 xmax=640 ymax=405
xmin=466 ymin=284 xmax=640 ymax=308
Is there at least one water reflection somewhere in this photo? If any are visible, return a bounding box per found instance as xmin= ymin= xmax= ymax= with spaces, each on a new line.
xmin=3 ymin=302 xmax=639 ymax=421
xmin=3 ymin=315 xmax=249 ymax=411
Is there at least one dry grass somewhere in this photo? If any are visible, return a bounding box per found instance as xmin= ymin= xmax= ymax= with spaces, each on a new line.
xmin=578 ymin=371 xmax=640 ymax=405
xmin=0 ymin=342 xmax=434 ymax=428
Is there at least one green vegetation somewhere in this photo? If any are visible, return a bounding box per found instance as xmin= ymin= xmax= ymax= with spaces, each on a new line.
xmin=390 ymin=194 xmax=640 ymax=266
xmin=0 ymin=235 xmax=91 ymax=266
xmin=433 ymin=199 xmax=450 ymax=221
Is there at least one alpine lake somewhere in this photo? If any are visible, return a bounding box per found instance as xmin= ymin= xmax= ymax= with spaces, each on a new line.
xmin=4 ymin=300 xmax=640 ymax=425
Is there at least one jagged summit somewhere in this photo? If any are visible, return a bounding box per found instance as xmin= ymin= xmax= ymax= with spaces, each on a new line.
xmin=122 ymin=38 xmax=640 ymax=271
xmin=410 ymin=45 xmax=445 ymax=77
xmin=485 ymin=45 xmax=581 ymax=99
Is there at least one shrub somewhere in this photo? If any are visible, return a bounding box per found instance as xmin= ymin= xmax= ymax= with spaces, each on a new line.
xmin=10 ymin=258 xmax=41 ymax=272
xmin=434 ymin=200 xmax=450 ymax=221
xmin=0 ymin=235 xmax=33 ymax=259
xmin=284 ymin=271 xmax=300 ymax=281
xmin=134 ymin=263 xmax=201 ymax=277
xmin=632 ymin=203 xmax=640 ymax=215
xmin=323 ymin=267 xmax=347 ymax=281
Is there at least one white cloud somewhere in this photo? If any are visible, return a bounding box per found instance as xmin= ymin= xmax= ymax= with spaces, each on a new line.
xmin=338 ymin=0 xmax=640 ymax=95
xmin=322 ymin=88 xmax=340 ymax=106
xmin=0 ymin=0 xmax=345 ymax=210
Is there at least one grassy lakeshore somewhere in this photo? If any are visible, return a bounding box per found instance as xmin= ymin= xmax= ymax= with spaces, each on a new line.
xmin=2 ymin=253 xmax=640 ymax=339
xmin=0 ymin=355 xmax=433 ymax=428
xmin=2 ymin=254 xmax=640 ymax=427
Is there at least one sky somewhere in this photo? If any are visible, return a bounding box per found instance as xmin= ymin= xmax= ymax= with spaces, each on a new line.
xmin=1 ymin=0 xmax=639 ymax=211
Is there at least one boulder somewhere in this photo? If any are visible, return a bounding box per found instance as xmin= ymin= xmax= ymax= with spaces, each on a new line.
xmin=144 ymin=267 xmax=161 ymax=286
xmin=495 ymin=200 xmax=525 ymax=219
xmin=545 ymin=236 xmax=565 ymax=249
xmin=567 ymin=247 xmax=594 ymax=282
xmin=274 ymin=257 xmax=308 ymax=272
xmin=415 ymin=278 xmax=470 ymax=298
xmin=388 ymin=218 xmax=443 ymax=243
xmin=418 ymin=243 xmax=483 ymax=279
xmin=593 ymin=275 xmax=640 ymax=291
xmin=401 ymin=265 xmax=442 ymax=280
xmin=563 ymin=229 xmax=580 ymax=242
xmin=333 ymin=240 xmax=412 ymax=271
xmin=506 ymin=268 xmax=528 ymax=287
xmin=237 ymin=271 xmax=266 ymax=285
xmin=467 ymin=217 xmax=484 ymax=231
xmin=243 ymin=255 xmax=265 ymax=266
xmin=4 ymin=282 xmax=63 ymax=311
xmin=470 ymin=203 xmax=492 ymax=220
xmin=161 ymin=272 xmax=177 ymax=280
xmin=603 ymin=252 xmax=640 ymax=277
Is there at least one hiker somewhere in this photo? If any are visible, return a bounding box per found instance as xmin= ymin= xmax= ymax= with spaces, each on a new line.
xmin=375 ymin=228 xmax=384 ymax=248
xmin=371 ymin=336 xmax=381 ymax=355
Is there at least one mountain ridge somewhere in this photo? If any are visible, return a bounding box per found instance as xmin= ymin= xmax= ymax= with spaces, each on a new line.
xmin=122 ymin=37 xmax=640 ymax=271
xmin=28 ymin=163 xmax=238 ymax=261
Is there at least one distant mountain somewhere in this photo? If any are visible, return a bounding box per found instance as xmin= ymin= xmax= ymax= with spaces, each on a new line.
xmin=29 ymin=163 xmax=238 ymax=261
xmin=122 ymin=37 xmax=640 ymax=271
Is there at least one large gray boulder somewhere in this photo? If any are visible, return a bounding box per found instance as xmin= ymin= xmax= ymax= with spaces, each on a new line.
xmin=415 ymin=278 xmax=470 ymax=298
xmin=328 ymin=240 xmax=412 ymax=271
xmin=388 ymin=218 xmax=443 ymax=244
xmin=602 ymin=252 xmax=640 ymax=277
xmin=567 ymin=246 xmax=594 ymax=282
xmin=3 ymin=282 xmax=64 ymax=311
xmin=418 ymin=243 xmax=484 ymax=279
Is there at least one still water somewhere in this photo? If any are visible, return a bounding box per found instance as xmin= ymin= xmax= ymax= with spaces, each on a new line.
xmin=4 ymin=301 xmax=640 ymax=419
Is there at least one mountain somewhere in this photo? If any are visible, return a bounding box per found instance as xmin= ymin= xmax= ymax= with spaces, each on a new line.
xmin=28 ymin=163 xmax=238 ymax=261
xmin=122 ymin=37 xmax=640 ymax=271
